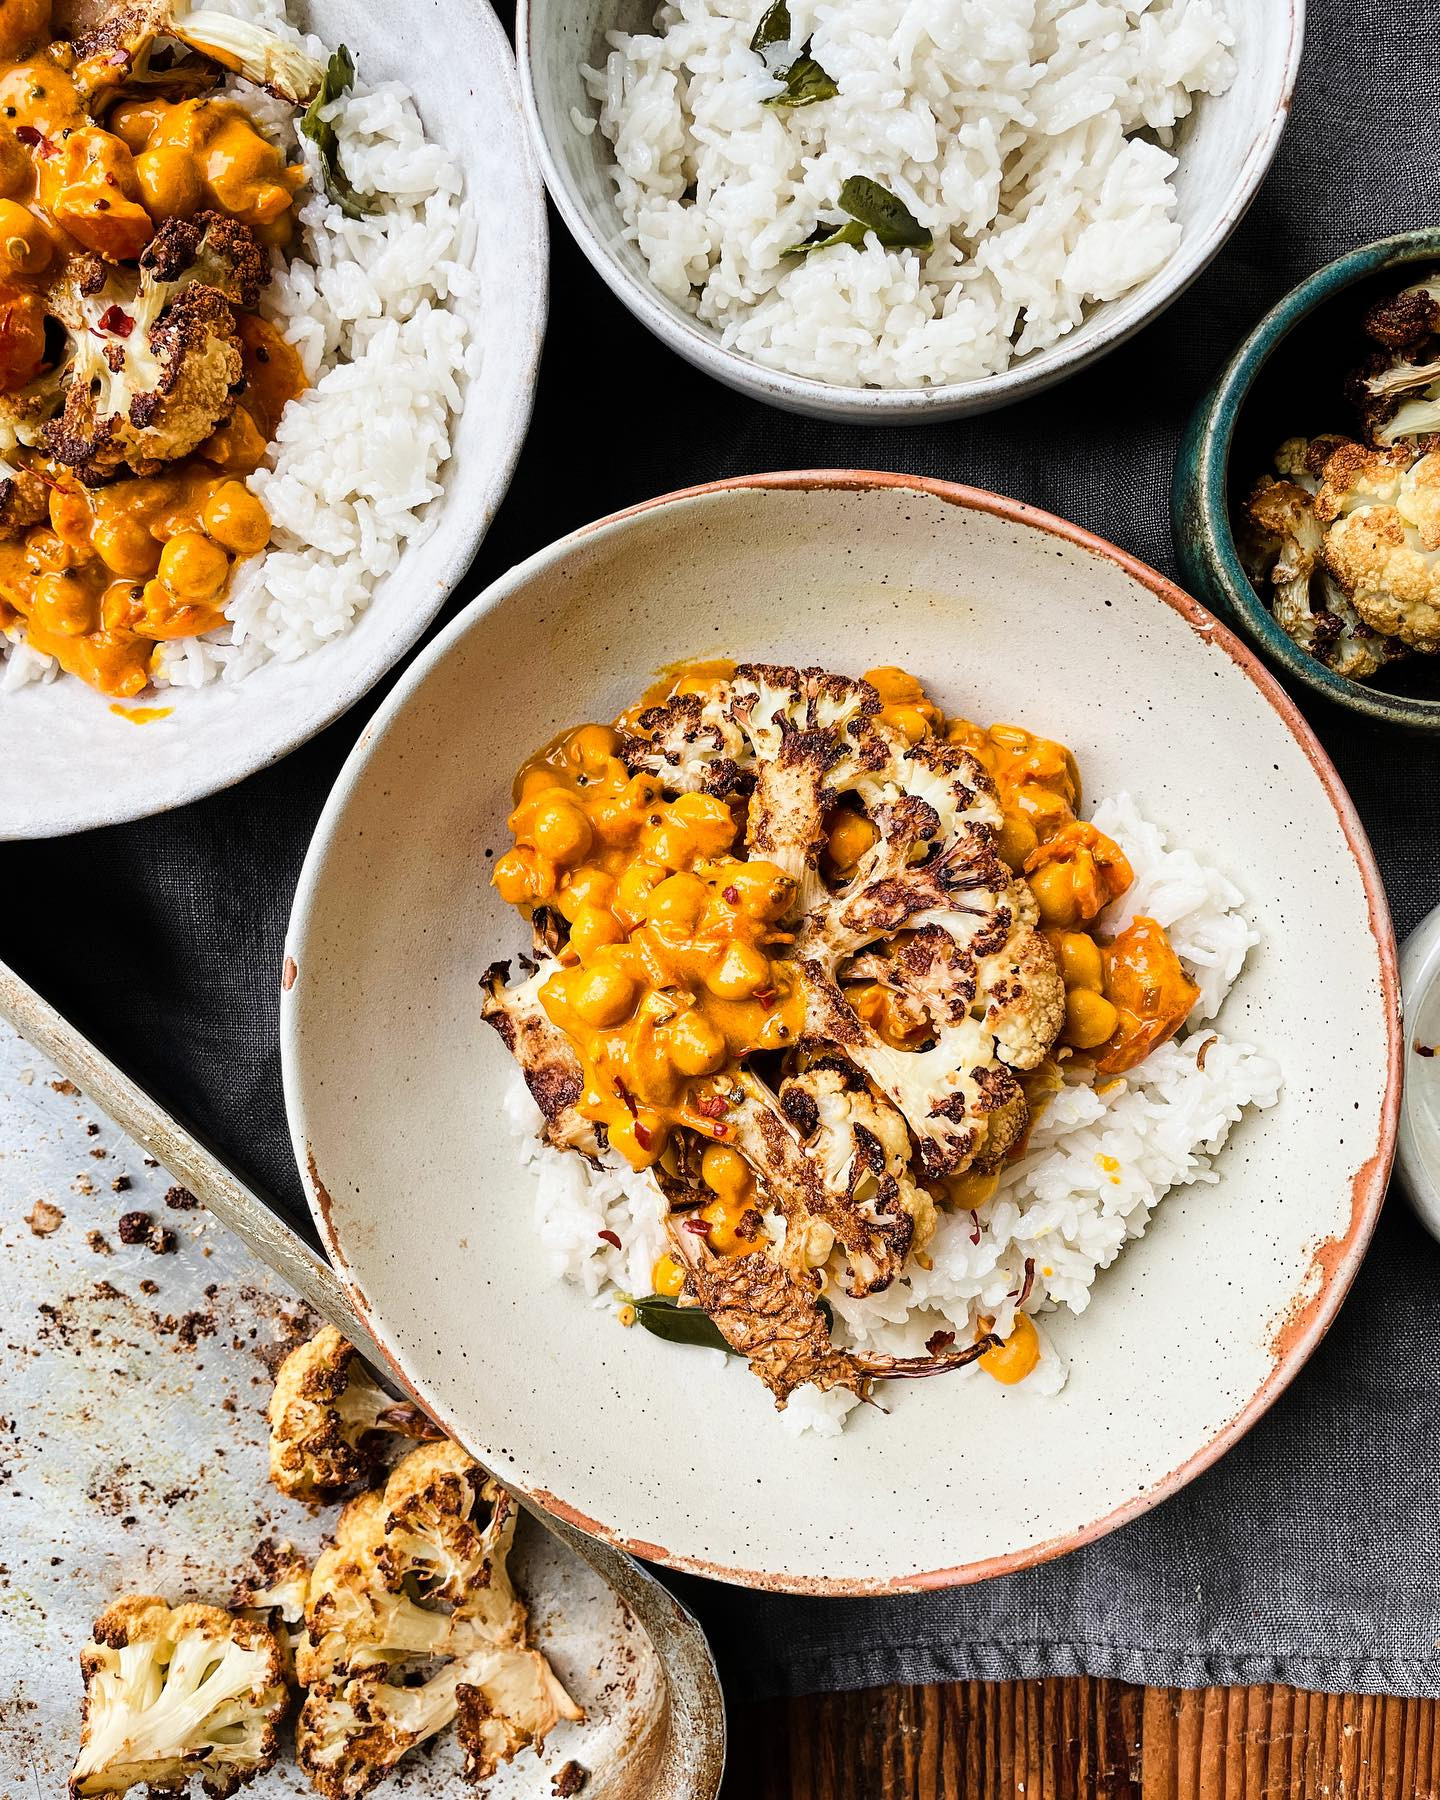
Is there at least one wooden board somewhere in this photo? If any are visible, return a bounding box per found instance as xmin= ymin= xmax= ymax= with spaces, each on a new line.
xmin=724 ymin=1681 xmax=1440 ymax=1798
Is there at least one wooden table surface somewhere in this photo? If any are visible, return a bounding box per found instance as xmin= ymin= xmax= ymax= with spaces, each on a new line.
xmin=723 ymin=1680 xmax=1440 ymax=1798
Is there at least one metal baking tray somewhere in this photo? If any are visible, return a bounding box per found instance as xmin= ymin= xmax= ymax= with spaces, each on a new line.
xmin=0 ymin=960 xmax=726 ymax=1800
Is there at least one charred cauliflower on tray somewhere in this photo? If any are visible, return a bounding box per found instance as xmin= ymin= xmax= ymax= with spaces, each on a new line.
xmin=485 ymin=663 xmax=1198 ymax=1408
xmin=1242 ymin=270 xmax=1440 ymax=677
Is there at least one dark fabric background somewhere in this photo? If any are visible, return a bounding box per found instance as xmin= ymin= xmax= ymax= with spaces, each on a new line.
xmin=5 ymin=0 xmax=1440 ymax=1700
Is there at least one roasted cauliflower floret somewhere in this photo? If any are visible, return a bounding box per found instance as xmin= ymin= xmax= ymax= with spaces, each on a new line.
xmin=42 ymin=212 xmax=267 ymax=482
xmin=1362 ymin=275 xmax=1440 ymax=352
xmin=0 ymin=463 xmax=50 ymax=539
xmin=267 ymin=1324 xmax=439 ymax=1501
xmin=296 ymin=1648 xmax=579 ymax=1800
xmin=292 ymin=1442 xmax=580 ymax=1800
xmin=1241 ymin=442 xmax=1409 ymax=679
xmin=69 ymin=1597 xmax=287 ymax=1798
xmin=1314 ymin=442 xmax=1440 ymax=652
xmin=73 ymin=0 xmax=325 ymax=104
xmin=376 ymin=1441 xmax=524 ymax=1638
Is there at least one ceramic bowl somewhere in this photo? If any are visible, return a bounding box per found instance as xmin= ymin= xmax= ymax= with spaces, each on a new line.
xmin=0 ymin=0 xmax=548 ymax=840
xmin=1396 ymin=902 xmax=1440 ymax=1242
xmin=1173 ymin=229 xmax=1440 ymax=731
xmin=518 ymin=0 xmax=1303 ymax=423
xmin=282 ymin=471 xmax=1399 ymax=1594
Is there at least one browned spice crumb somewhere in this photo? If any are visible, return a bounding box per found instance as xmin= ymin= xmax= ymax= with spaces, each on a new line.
xmin=147 ymin=1225 xmax=177 ymax=1256
xmin=49 ymin=1078 xmax=78 ymax=1097
xmin=24 ymin=1199 xmax=64 ymax=1237
xmin=117 ymin=1212 xmax=151 ymax=1245
xmin=143 ymin=1157 xmax=158 ymax=1168
xmin=1418 ymin=1042 xmax=1437 ymax=1059
xmin=84 ymin=1121 xmax=100 ymax=1137
xmin=1196 ymin=1034 xmax=1219 ymax=1071
xmin=138 ymin=1278 xmax=159 ymax=1296
xmin=86 ymin=1230 xmax=113 ymax=1256
xmin=111 ymin=1175 xmax=131 ymax=1193
xmin=164 ymin=1185 xmax=199 ymax=1211
xmin=553 ymin=1761 xmax=588 ymax=1796
xmin=89 ymin=1146 xmax=108 ymax=1160
xmin=221 ymin=1396 xmax=237 ymax=1413
xmin=71 ymin=1174 xmax=94 ymax=1197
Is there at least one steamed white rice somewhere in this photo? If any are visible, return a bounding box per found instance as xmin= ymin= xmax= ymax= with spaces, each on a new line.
xmin=1 ymin=0 xmax=478 ymax=693
xmin=502 ymin=792 xmax=1281 ymax=1435
xmin=582 ymin=0 xmax=1235 ymax=388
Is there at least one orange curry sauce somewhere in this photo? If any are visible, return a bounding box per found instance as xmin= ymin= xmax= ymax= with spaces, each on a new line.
xmin=0 ymin=0 xmax=307 ymax=696
xmin=494 ymin=665 xmax=1199 ymax=1384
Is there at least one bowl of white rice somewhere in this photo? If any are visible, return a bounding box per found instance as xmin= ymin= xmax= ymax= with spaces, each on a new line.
xmin=0 ymin=0 xmax=547 ymax=839
xmin=519 ymin=0 xmax=1301 ymax=419
xmin=282 ymin=469 xmax=1399 ymax=1594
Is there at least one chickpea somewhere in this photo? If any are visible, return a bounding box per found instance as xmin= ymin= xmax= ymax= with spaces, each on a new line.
xmin=668 ymin=791 xmax=737 ymax=855
xmin=157 ymin=531 xmax=229 ymax=601
xmin=0 ymin=284 xmax=46 ymax=392
xmin=200 ymin=481 xmax=270 ymax=554
xmin=996 ymin=812 xmax=1038 ymax=872
xmin=492 ymin=846 xmax=555 ymax=907
xmin=199 ymin=407 xmax=268 ymax=475
xmin=826 ymin=809 xmax=878 ymax=872
xmin=645 ymin=871 xmax=707 ymax=928
xmin=720 ymin=860 xmax=794 ymax=922
xmin=0 ymin=200 xmax=49 ymax=275
xmin=980 ymin=1311 xmax=1040 ymax=1385
xmin=135 ymin=145 xmax=202 ymax=220
xmin=1029 ymin=860 xmax=1079 ymax=928
xmin=517 ymin=766 xmax=560 ymax=802
xmin=948 ymin=1166 xmax=999 ymax=1210
xmin=530 ymin=794 xmax=593 ymax=865
xmin=613 ymin=861 xmax=665 ymax=927
xmin=107 ymin=99 xmax=167 ymax=152
xmin=569 ymin=722 xmax=620 ymax=778
xmin=865 ymin=666 xmax=926 ymax=705
xmin=667 ymin=1011 xmax=727 ymax=1078
xmin=707 ymin=941 xmax=770 ymax=1000
xmin=100 ymin=579 xmax=145 ymax=634
xmin=1050 ymin=930 xmax=1104 ymax=993
xmin=570 ymin=964 xmax=638 ymax=1029
xmin=31 ymin=570 xmax=94 ymax=636
xmin=567 ymin=904 xmax=623 ymax=960
xmin=889 ymin=704 xmax=931 ymax=745
xmin=556 ymin=867 xmax=616 ymax=922
xmin=609 ymin=1111 xmax=665 ymax=1168
xmin=652 ymin=1253 xmax=686 ymax=1298
xmin=92 ymin=511 xmax=161 ymax=578
xmin=1063 ymin=987 xmax=1119 ymax=1051
xmin=47 ymin=485 xmax=92 ymax=552
xmin=701 ymin=1143 xmax=751 ymax=1202
xmin=0 ymin=134 xmax=28 ymax=197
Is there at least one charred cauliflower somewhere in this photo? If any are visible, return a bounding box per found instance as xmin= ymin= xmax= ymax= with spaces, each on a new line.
xmin=267 ymin=1324 xmax=440 ymax=1501
xmin=486 ymin=663 xmax=1066 ymax=1405
xmin=73 ymin=0 xmax=325 ymax=104
xmin=43 ymin=212 xmax=267 ymax=482
xmin=292 ymin=1442 xmax=580 ymax=1800
xmin=69 ymin=1597 xmax=287 ymax=1797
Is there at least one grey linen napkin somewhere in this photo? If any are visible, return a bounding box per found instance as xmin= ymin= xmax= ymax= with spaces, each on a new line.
xmin=3 ymin=0 xmax=1439 ymax=1702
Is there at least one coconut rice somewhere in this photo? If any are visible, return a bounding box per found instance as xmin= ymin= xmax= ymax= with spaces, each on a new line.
xmin=502 ymin=790 xmax=1281 ymax=1435
xmin=582 ymin=0 xmax=1235 ymax=389
xmin=1 ymin=0 xmax=479 ymax=693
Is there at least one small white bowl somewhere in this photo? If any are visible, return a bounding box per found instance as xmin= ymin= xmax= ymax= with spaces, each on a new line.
xmin=0 ymin=0 xmax=548 ymax=840
xmin=1397 ymin=905 xmax=1440 ymax=1241
xmin=519 ymin=0 xmax=1303 ymax=422
xmin=282 ymin=470 xmax=1399 ymax=1595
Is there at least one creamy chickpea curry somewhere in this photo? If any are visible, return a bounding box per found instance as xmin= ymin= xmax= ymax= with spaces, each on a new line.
xmin=0 ymin=0 xmax=316 ymax=698
xmin=485 ymin=662 xmax=1200 ymax=1407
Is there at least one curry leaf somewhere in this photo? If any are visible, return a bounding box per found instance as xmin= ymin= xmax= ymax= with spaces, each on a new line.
xmin=762 ymin=47 xmax=839 ymax=107
xmin=750 ymin=0 xmax=791 ymax=52
xmin=785 ymin=175 xmax=933 ymax=258
xmin=630 ymin=1294 xmax=734 ymax=1353
xmin=300 ymin=45 xmax=376 ymax=221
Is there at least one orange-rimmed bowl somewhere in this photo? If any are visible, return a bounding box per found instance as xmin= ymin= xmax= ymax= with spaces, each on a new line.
xmin=281 ymin=471 xmax=1399 ymax=1594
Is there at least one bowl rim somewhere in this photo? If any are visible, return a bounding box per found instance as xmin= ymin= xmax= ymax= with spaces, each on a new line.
xmin=516 ymin=0 xmax=1305 ymax=419
xmin=1178 ymin=225 xmax=1440 ymax=729
xmin=283 ymin=467 xmax=1400 ymax=1595
xmin=0 ymin=0 xmax=550 ymax=841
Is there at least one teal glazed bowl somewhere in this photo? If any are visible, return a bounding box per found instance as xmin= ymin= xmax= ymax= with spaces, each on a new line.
xmin=1173 ymin=228 xmax=1440 ymax=731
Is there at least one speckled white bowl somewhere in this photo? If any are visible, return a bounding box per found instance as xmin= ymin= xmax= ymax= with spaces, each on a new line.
xmin=0 ymin=0 xmax=547 ymax=840
xmin=283 ymin=471 xmax=1399 ymax=1595
xmin=519 ymin=0 xmax=1304 ymax=422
